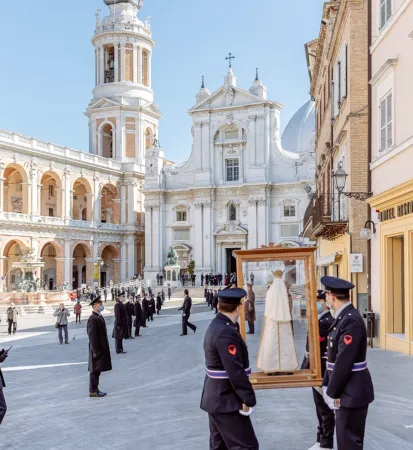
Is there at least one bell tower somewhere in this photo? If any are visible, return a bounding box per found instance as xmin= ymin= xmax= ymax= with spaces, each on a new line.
xmin=86 ymin=0 xmax=162 ymax=163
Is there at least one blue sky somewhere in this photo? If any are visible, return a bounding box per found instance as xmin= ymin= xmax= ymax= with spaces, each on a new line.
xmin=0 ymin=0 xmax=323 ymax=163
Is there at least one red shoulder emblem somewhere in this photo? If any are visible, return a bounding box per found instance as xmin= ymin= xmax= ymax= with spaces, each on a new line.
xmin=344 ymin=335 xmax=353 ymax=345
xmin=319 ymin=337 xmax=326 ymax=342
xmin=228 ymin=345 xmax=237 ymax=356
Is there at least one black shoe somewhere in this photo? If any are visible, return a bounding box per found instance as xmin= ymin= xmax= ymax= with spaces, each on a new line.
xmin=90 ymin=392 xmax=105 ymax=398
xmin=247 ymin=332 xmax=254 ymax=335
xmin=193 ymin=327 xmax=197 ymax=334
xmin=180 ymin=334 xmax=187 ymax=336
xmin=129 ymin=336 xmax=135 ymax=339
xmin=117 ymin=351 xmax=127 ymax=354
xmin=65 ymin=341 xmax=69 ymax=344
xmin=97 ymin=390 xmax=107 ymax=396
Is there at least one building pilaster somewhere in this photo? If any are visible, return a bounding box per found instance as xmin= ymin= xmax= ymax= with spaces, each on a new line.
xmin=127 ymin=235 xmax=135 ymax=279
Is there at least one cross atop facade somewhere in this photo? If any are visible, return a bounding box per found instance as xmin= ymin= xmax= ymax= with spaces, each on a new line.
xmin=225 ymin=52 xmax=236 ymax=69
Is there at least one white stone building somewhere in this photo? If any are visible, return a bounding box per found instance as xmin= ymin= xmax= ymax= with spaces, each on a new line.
xmin=144 ymin=63 xmax=316 ymax=283
xmin=0 ymin=0 xmax=154 ymax=292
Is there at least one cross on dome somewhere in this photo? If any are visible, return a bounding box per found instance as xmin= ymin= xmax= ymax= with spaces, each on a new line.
xmin=225 ymin=52 xmax=236 ymax=69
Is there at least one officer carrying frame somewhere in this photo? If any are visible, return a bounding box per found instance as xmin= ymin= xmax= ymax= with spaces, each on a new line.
xmin=234 ymin=244 xmax=322 ymax=390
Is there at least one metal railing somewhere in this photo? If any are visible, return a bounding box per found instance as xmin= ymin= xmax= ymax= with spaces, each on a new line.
xmin=313 ymin=193 xmax=349 ymax=228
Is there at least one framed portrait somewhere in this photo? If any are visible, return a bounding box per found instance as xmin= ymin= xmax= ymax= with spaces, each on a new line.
xmin=233 ymin=244 xmax=322 ymax=390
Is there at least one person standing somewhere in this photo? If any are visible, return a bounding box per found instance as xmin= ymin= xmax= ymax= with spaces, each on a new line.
xmin=134 ymin=296 xmax=144 ymax=337
xmin=7 ymin=303 xmax=18 ymax=336
xmin=321 ymin=276 xmax=374 ymax=450
xmin=201 ymin=273 xmax=204 ymax=287
xmin=167 ymin=285 xmax=172 ymax=301
xmin=212 ymin=291 xmax=219 ymax=314
xmin=156 ymin=273 xmax=160 ymax=286
xmin=112 ymin=294 xmax=127 ymax=354
xmin=245 ymin=284 xmax=256 ymax=334
xmin=142 ymin=295 xmax=149 ymax=327
xmin=303 ymin=290 xmax=335 ymax=450
xmin=161 ymin=289 xmax=165 ymax=305
xmin=179 ymin=289 xmax=197 ymax=336
xmin=148 ymin=296 xmax=155 ymax=321
xmin=156 ymin=293 xmax=162 ymax=315
xmin=103 ymin=287 xmax=108 ymax=303
xmin=125 ymin=298 xmax=135 ymax=340
xmin=0 ymin=348 xmax=9 ymax=424
xmin=74 ymin=300 xmax=82 ymax=324
xmin=205 ymin=274 xmax=209 ymax=287
xmin=54 ymin=303 xmax=71 ymax=345
xmin=200 ymin=288 xmax=259 ymax=449
xmin=87 ymin=296 xmax=112 ymax=398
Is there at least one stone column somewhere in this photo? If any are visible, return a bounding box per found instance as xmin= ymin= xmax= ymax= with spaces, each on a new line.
xmin=113 ymin=258 xmax=121 ymax=284
xmin=90 ymin=121 xmax=97 ymax=156
xmin=257 ymin=198 xmax=268 ymax=247
xmin=99 ymin=45 xmax=105 ymax=85
xmin=127 ymin=180 xmax=137 ymax=224
xmin=55 ymin=258 xmax=65 ymax=287
xmin=63 ymin=169 xmax=71 ymax=220
xmin=203 ymin=201 xmax=212 ymax=272
xmin=148 ymin=51 xmax=152 ymax=88
xmin=120 ymin=43 xmax=125 ymax=81
xmin=194 ymin=202 xmax=204 ymax=271
xmin=121 ymin=240 xmax=127 ymax=282
xmin=95 ymin=48 xmax=99 ymax=86
xmin=93 ymin=176 xmax=101 ymax=224
xmin=0 ymin=177 xmax=4 ymax=213
xmin=120 ymin=182 xmax=126 ymax=225
xmin=133 ymin=45 xmax=138 ymax=83
xmin=127 ymin=235 xmax=135 ymax=279
xmin=114 ymin=42 xmax=119 ymax=82
xmin=0 ymin=257 xmax=6 ymax=290
xmin=30 ymin=164 xmax=38 ymax=216
xmin=86 ymin=258 xmax=95 ymax=287
xmin=138 ymin=46 xmax=143 ymax=84
xmin=64 ymin=239 xmax=72 ymax=285
xmin=248 ymin=198 xmax=258 ymax=249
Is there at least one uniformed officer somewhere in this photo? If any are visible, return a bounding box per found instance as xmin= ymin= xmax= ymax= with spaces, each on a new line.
xmin=302 ymin=290 xmax=335 ymax=450
xmin=87 ymin=296 xmax=112 ymax=397
xmin=200 ymin=288 xmax=259 ymax=450
xmin=0 ymin=347 xmax=9 ymax=424
xmin=321 ymin=276 xmax=374 ymax=450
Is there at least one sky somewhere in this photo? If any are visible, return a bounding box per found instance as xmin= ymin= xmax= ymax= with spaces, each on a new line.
xmin=0 ymin=0 xmax=323 ymax=164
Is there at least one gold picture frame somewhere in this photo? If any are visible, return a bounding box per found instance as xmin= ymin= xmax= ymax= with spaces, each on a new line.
xmin=234 ymin=244 xmax=322 ymax=390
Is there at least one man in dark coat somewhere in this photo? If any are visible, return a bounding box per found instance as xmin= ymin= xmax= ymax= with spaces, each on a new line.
xmin=321 ymin=276 xmax=374 ymax=450
xmin=125 ymin=298 xmax=135 ymax=340
xmin=161 ymin=289 xmax=165 ymax=304
xmin=200 ymin=288 xmax=259 ymax=449
xmin=148 ymin=296 xmax=155 ymax=321
xmin=87 ymin=296 xmax=112 ymax=397
xmin=142 ymin=295 xmax=149 ymax=327
xmin=112 ymin=293 xmax=128 ymax=354
xmin=178 ymin=289 xmax=197 ymax=336
xmin=156 ymin=293 xmax=162 ymax=314
xmin=245 ymin=284 xmax=256 ymax=334
xmin=301 ymin=290 xmax=335 ymax=450
xmin=0 ymin=347 xmax=9 ymax=424
xmin=134 ymin=296 xmax=144 ymax=337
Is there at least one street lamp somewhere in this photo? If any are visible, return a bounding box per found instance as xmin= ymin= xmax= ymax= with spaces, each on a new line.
xmin=360 ymin=221 xmax=376 ymax=241
xmin=332 ymin=162 xmax=348 ymax=194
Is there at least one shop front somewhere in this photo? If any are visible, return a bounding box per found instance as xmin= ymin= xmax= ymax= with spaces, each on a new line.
xmin=369 ymin=180 xmax=413 ymax=355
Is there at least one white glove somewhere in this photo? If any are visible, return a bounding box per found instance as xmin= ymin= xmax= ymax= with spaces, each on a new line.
xmin=239 ymin=406 xmax=255 ymax=417
xmin=322 ymin=386 xmax=339 ymax=410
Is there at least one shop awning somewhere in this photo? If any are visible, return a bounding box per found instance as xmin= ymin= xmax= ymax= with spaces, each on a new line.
xmin=316 ymin=251 xmax=343 ymax=267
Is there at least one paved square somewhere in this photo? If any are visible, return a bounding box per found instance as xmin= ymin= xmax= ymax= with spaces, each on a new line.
xmin=0 ymin=304 xmax=413 ymax=450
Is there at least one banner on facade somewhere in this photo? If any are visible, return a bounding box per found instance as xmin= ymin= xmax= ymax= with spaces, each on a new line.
xmin=350 ymin=253 xmax=363 ymax=273
xmin=94 ymin=263 xmax=99 ymax=281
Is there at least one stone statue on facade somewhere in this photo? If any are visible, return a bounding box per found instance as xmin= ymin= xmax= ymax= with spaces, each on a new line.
xmin=165 ymin=247 xmax=179 ymax=267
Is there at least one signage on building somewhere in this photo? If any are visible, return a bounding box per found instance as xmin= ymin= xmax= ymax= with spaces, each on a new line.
xmin=350 ymin=253 xmax=363 ymax=273
xmin=379 ymin=200 xmax=413 ymax=222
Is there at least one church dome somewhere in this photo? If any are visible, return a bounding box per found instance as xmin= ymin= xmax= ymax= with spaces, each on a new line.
xmin=104 ymin=0 xmax=144 ymax=9
xmin=281 ymin=100 xmax=315 ymax=154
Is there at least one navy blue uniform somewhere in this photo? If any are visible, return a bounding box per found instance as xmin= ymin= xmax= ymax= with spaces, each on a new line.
xmin=323 ymin=304 xmax=374 ymax=449
xmin=201 ymin=313 xmax=258 ymax=450
xmin=0 ymin=365 xmax=6 ymax=424
xmin=302 ymin=310 xmax=335 ymax=449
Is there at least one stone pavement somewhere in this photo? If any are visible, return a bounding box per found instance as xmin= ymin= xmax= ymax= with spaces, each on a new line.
xmin=0 ymin=303 xmax=412 ymax=450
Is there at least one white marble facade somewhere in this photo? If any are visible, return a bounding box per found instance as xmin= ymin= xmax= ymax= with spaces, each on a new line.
xmin=144 ymin=67 xmax=316 ymax=283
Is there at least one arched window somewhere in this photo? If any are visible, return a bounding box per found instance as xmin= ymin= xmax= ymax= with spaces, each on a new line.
xmin=102 ymin=123 xmax=114 ymax=158
xmin=82 ymin=208 xmax=87 ymax=221
xmin=229 ymin=204 xmax=237 ymax=221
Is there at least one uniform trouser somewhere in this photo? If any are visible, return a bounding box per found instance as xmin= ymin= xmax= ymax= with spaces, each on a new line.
xmin=7 ymin=320 xmax=16 ymax=335
xmin=247 ymin=321 xmax=255 ymax=334
xmin=312 ymin=388 xmax=335 ymax=448
xmin=135 ymin=324 xmax=141 ymax=336
xmin=0 ymin=389 xmax=6 ymax=424
xmin=89 ymin=372 xmax=101 ymax=393
xmin=58 ymin=325 xmax=68 ymax=343
xmin=115 ymin=339 xmax=123 ymax=353
xmin=127 ymin=317 xmax=133 ymax=338
xmin=336 ymin=406 xmax=368 ymax=450
xmin=182 ymin=315 xmax=196 ymax=335
xmin=208 ymin=412 xmax=259 ymax=450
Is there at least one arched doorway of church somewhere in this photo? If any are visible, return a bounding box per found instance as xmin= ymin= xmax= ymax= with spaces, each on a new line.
xmin=72 ymin=179 xmax=93 ymax=221
xmin=3 ymin=240 xmax=26 ymax=290
xmin=101 ymin=184 xmax=120 ymax=224
xmin=41 ymin=243 xmax=57 ymax=290
xmin=3 ymin=164 xmax=29 ymax=214
xmin=72 ymin=244 xmax=89 ymax=289
xmin=101 ymin=123 xmax=114 ymax=158
xmin=100 ymin=245 xmax=120 ymax=286
xmin=40 ymin=172 xmax=62 ymax=218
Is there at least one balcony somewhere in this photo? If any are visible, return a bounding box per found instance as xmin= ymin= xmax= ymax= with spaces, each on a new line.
xmin=302 ymin=197 xmax=314 ymax=238
xmin=312 ymin=194 xmax=349 ymax=241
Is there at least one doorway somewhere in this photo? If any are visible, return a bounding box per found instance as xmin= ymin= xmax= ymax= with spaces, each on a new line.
xmin=226 ymin=248 xmax=241 ymax=274
xmin=100 ymin=271 xmax=107 ymax=288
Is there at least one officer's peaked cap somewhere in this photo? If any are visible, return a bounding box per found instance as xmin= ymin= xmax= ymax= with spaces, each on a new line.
xmin=218 ymin=287 xmax=247 ymax=304
xmin=89 ymin=296 xmax=102 ymax=307
xmin=320 ymin=276 xmax=355 ymax=295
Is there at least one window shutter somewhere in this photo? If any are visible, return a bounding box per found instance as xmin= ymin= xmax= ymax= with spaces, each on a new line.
xmin=333 ymin=67 xmax=339 ymax=117
xmin=331 ymin=69 xmax=335 ymax=120
xmin=387 ymin=93 xmax=393 ymax=148
xmin=380 ymin=0 xmax=386 ymax=28
xmin=386 ymin=0 xmax=392 ymax=20
xmin=340 ymin=44 xmax=347 ymax=99
xmin=380 ymin=98 xmax=386 ymax=151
